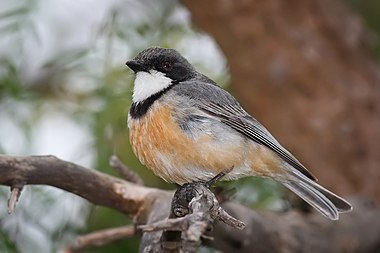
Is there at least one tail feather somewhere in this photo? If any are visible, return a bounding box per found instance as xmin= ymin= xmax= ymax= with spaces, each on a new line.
xmin=310 ymin=181 xmax=352 ymax=213
xmin=283 ymin=181 xmax=338 ymax=220
xmin=282 ymin=170 xmax=352 ymax=220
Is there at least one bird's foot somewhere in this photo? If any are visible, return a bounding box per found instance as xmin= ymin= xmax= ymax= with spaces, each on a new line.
xmin=205 ymin=166 xmax=234 ymax=188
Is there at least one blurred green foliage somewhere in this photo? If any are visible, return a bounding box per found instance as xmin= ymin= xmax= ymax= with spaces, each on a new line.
xmin=0 ymin=0 xmax=379 ymax=252
xmin=346 ymin=0 xmax=380 ymax=59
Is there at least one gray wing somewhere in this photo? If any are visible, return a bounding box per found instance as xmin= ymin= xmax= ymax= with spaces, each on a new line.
xmin=174 ymin=80 xmax=316 ymax=181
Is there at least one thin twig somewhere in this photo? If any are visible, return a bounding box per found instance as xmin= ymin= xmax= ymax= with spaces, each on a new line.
xmin=215 ymin=207 xmax=245 ymax=230
xmin=109 ymin=155 xmax=144 ymax=185
xmin=62 ymin=225 xmax=135 ymax=253
xmin=8 ymin=184 xmax=24 ymax=214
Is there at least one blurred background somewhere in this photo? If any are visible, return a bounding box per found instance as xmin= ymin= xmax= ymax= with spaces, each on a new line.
xmin=0 ymin=0 xmax=379 ymax=252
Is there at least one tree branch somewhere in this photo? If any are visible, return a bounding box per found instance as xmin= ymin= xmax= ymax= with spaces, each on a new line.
xmin=0 ymin=155 xmax=171 ymax=221
xmin=207 ymin=198 xmax=380 ymax=253
xmin=1 ymin=155 xmax=379 ymax=253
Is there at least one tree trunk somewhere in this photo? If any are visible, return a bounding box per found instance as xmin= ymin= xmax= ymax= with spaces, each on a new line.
xmin=183 ymin=0 xmax=380 ymax=200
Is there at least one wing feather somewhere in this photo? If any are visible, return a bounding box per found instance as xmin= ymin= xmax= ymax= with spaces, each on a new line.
xmin=172 ymin=80 xmax=316 ymax=180
xmin=198 ymin=102 xmax=317 ymax=181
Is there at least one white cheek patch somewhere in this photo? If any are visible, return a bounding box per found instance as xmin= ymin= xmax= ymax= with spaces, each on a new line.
xmin=132 ymin=70 xmax=172 ymax=103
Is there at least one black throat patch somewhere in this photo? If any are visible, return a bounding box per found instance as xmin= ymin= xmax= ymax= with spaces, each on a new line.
xmin=129 ymin=82 xmax=177 ymax=119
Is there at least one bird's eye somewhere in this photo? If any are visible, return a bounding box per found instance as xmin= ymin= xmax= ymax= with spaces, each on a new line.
xmin=162 ymin=61 xmax=172 ymax=70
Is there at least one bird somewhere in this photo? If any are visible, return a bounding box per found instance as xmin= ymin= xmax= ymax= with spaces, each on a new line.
xmin=125 ymin=46 xmax=352 ymax=220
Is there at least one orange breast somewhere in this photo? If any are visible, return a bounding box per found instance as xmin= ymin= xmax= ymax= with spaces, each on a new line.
xmin=128 ymin=102 xmax=247 ymax=184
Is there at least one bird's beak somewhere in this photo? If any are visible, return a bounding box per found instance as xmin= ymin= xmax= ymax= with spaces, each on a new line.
xmin=126 ymin=60 xmax=148 ymax=73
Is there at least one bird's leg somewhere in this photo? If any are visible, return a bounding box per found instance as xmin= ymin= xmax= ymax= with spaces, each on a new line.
xmin=205 ymin=166 xmax=234 ymax=188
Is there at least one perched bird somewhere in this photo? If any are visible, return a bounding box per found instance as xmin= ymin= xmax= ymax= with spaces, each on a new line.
xmin=126 ymin=47 xmax=352 ymax=220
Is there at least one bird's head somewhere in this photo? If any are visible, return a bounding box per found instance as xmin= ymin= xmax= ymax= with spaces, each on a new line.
xmin=126 ymin=47 xmax=195 ymax=103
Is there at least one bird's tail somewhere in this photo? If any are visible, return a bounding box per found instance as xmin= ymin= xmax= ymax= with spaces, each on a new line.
xmin=282 ymin=170 xmax=352 ymax=220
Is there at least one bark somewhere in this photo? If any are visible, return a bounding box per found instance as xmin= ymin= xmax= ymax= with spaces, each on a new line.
xmin=183 ymin=0 xmax=380 ymax=200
